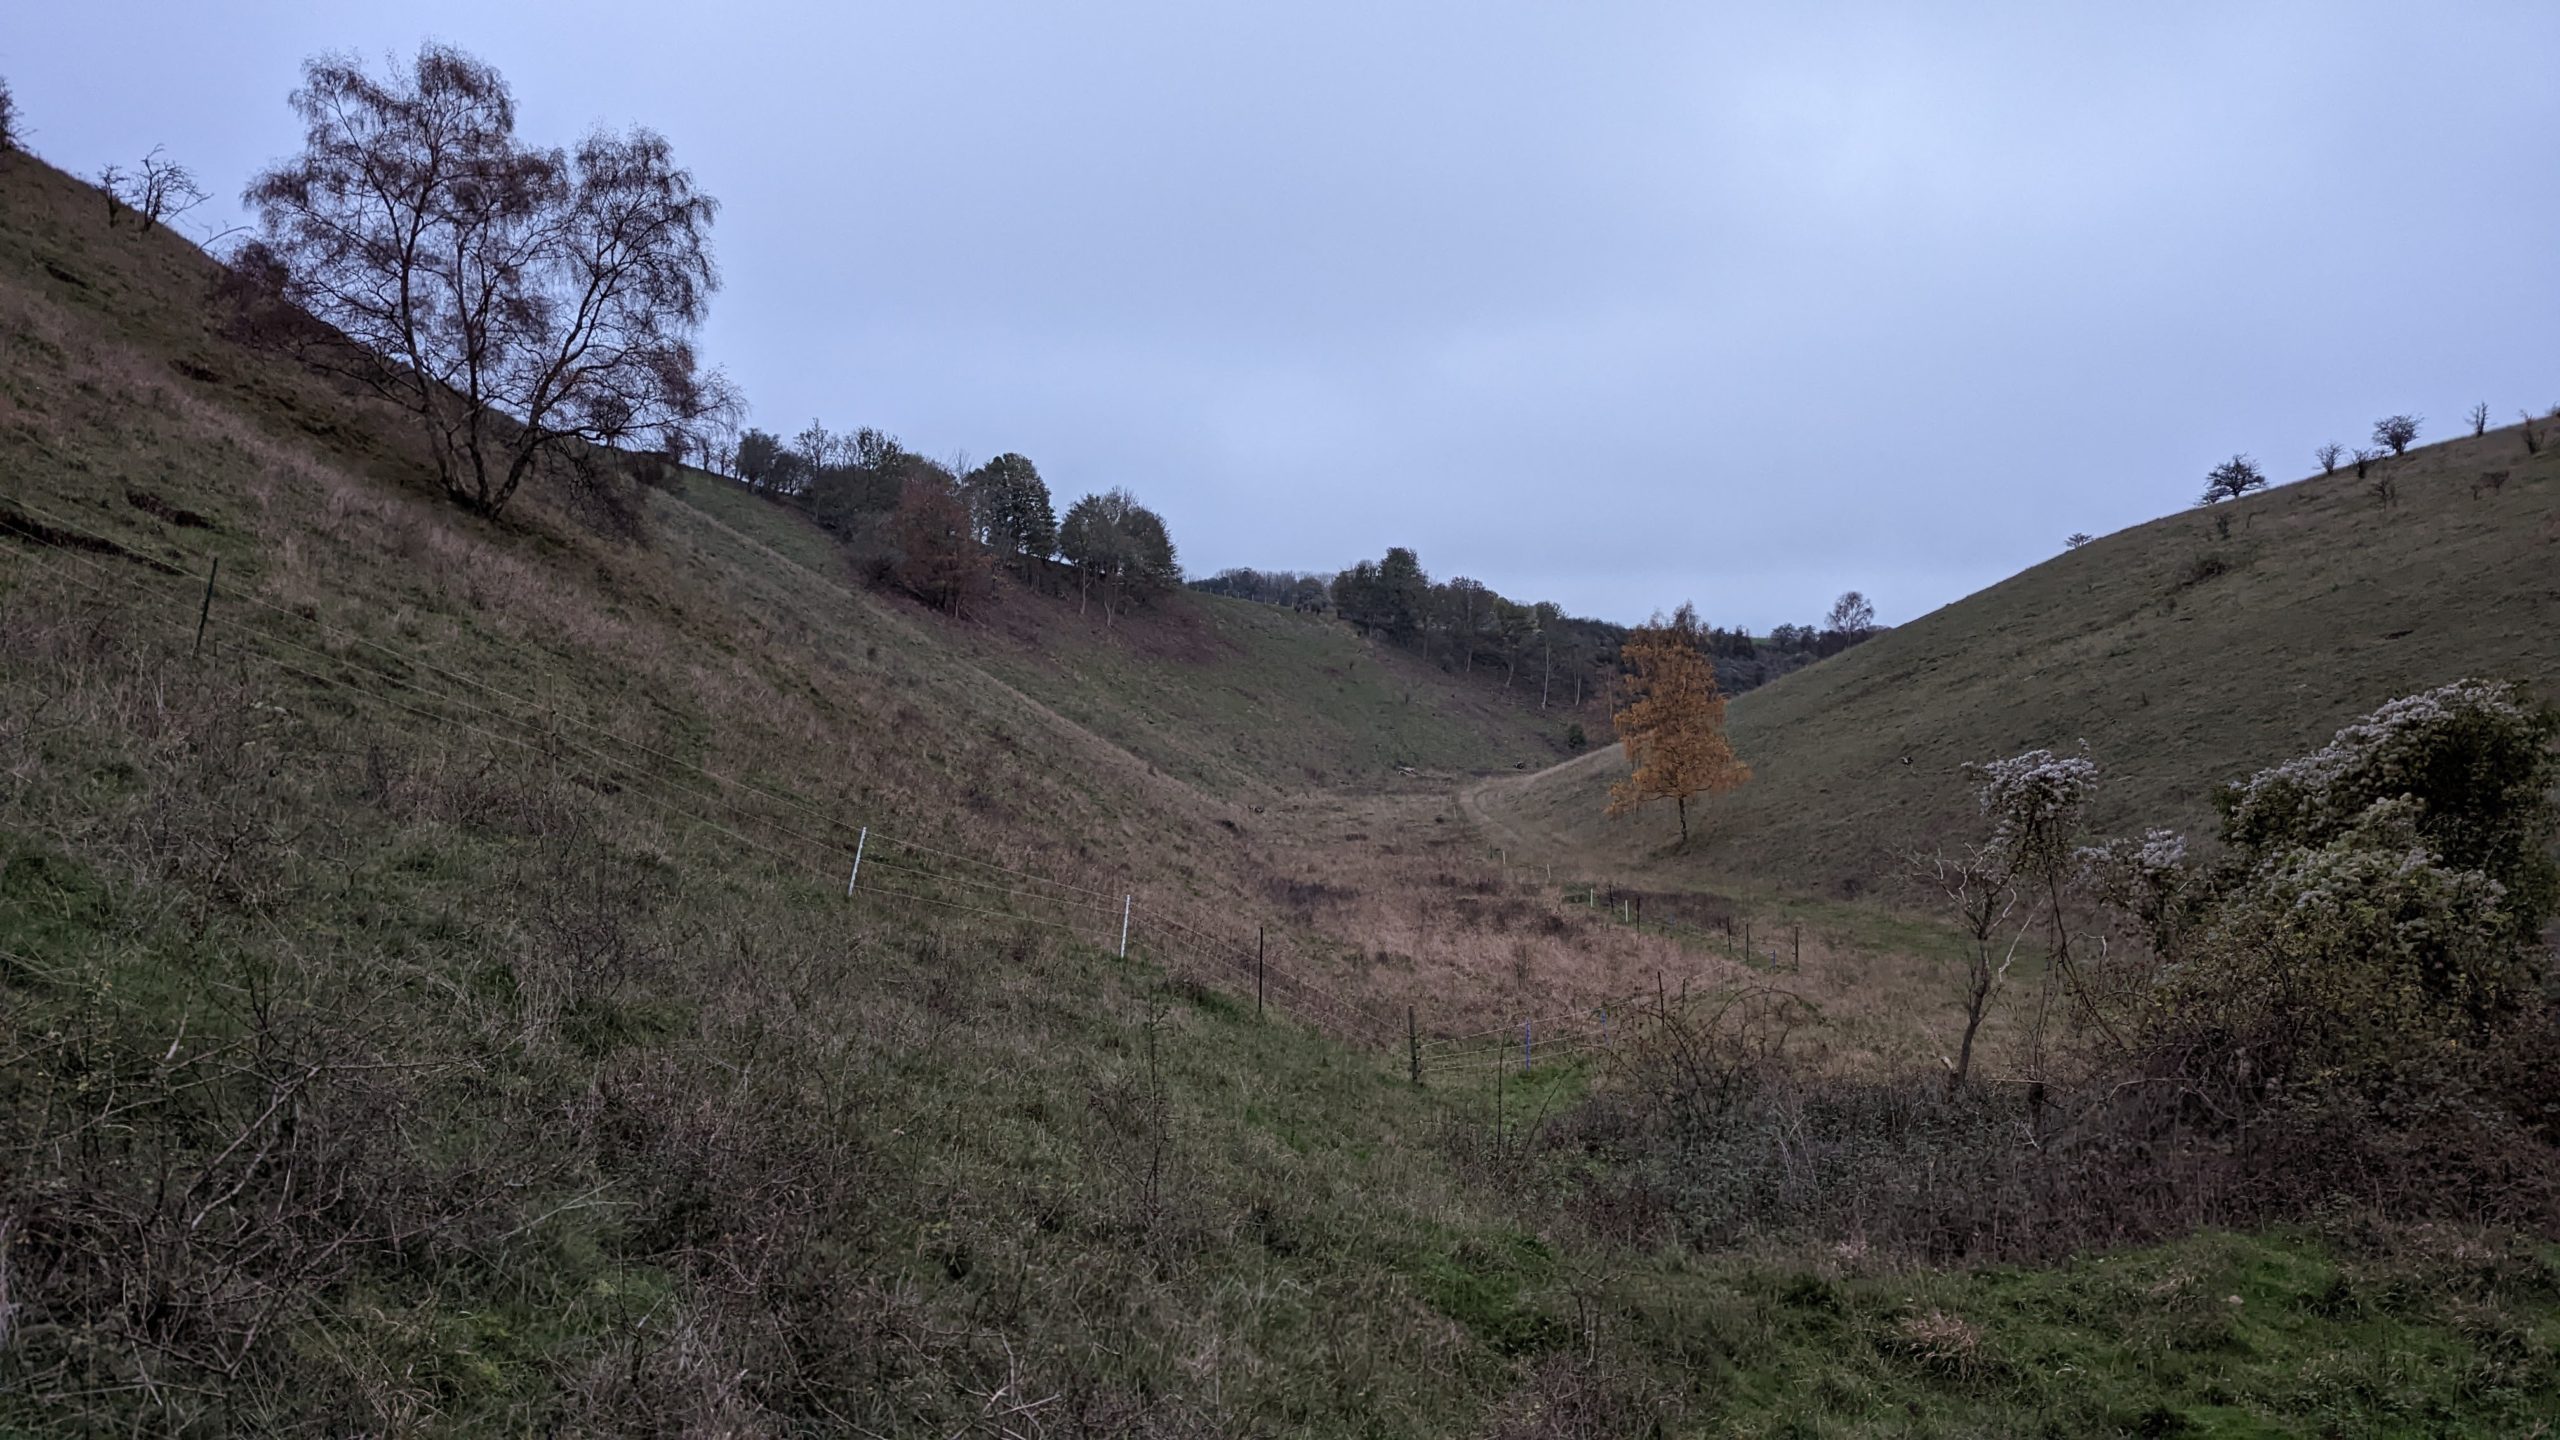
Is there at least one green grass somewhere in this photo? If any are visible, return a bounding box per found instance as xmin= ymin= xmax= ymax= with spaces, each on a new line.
xmin=1688 ymin=1227 xmax=2560 ymax=1437
xmin=1486 ymin=425 xmax=2560 ymax=900
xmin=4 ymin=149 xmax=2556 ymax=1435
xmin=957 ymin=580 xmax=1580 ymax=794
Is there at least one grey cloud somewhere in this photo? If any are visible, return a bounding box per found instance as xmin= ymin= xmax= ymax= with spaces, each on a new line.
xmin=11 ymin=1 xmax=2553 ymax=627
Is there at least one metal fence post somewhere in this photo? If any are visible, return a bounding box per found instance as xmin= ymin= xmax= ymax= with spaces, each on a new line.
xmin=846 ymin=826 xmax=866 ymax=896
xmin=1119 ymin=895 xmax=1131 ymax=958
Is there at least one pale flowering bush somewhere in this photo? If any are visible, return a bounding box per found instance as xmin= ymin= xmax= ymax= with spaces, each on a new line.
xmin=2147 ymin=681 xmax=2559 ymax=1090
xmin=2079 ymin=827 xmax=2196 ymax=953
xmin=1969 ymin=747 xmax=2100 ymax=877
xmin=2219 ymin=679 xmax=2558 ymax=945
xmin=2159 ymin=799 xmax=2523 ymax=1075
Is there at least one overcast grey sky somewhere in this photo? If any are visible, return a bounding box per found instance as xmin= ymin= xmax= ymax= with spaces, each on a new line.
xmin=10 ymin=3 xmax=2555 ymax=627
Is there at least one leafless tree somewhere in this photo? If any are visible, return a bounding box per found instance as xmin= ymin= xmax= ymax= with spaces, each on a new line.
xmin=2351 ymin=446 xmax=2377 ymax=480
xmin=0 ymin=76 xmax=21 ymax=156
xmin=1919 ymin=845 xmax=2029 ymax=1097
xmin=2064 ymin=532 xmax=2093 ymax=550
xmin=2373 ymin=413 xmax=2420 ymax=456
xmin=2198 ymin=453 xmax=2266 ymax=505
xmin=244 ymin=45 xmax=724 ymax=517
xmin=1825 ymin=590 xmax=1876 ymax=637
xmin=2313 ymin=441 xmax=2343 ymax=475
xmin=2369 ymin=471 xmax=2398 ymax=509
xmin=686 ymin=380 xmax=745 ymax=476
xmin=96 ymin=163 xmax=126 ymax=225
xmin=2521 ymin=410 xmax=2542 ymax=456
xmin=111 ymin=145 xmax=211 ymax=233
xmin=2466 ymin=402 xmax=2490 ymax=437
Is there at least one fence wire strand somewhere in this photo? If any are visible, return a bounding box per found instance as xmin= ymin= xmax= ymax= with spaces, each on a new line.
xmin=0 ymin=502 xmax=1395 ymax=1048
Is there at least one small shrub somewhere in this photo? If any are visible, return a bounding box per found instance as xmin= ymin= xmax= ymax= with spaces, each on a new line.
xmin=1565 ymin=721 xmax=1587 ymax=752
xmin=208 ymin=240 xmax=314 ymax=348
xmin=2199 ymin=454 xmax=2268 ymax=505
xmin=2374 ymin=414 xmax=2421 ymax=456
xmin=1481 ymin=1354 xmax=1681 ymax=1440
xmin=2315 ymin=442 xmax=2344 ymax=475
xmin=2183 ymin=550 xmax=2232 ymax=586
xmin=2468 ymin=401 xmax=2491 ymax=437
xmin=1884 ymin=1308 xmax=1991 ymax=1382
xmin=2472 ymin=470 xmax=2509 ymax=499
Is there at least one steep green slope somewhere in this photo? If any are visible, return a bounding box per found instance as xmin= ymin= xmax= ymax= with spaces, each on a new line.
xmin=1483 ymin=420 xmax=2560 ymax=895
xmin=0 ymin=152 xmax=1548 ymax=1429
xmin=8 ymin=149 xmax=2557 ymax=1437
xmin=663 ymin=467 xmax=1579 ymax=796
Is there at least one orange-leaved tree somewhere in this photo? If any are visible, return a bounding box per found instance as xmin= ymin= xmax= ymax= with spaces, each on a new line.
xmin=1608 ymin=605 xmax=1750 ymax=845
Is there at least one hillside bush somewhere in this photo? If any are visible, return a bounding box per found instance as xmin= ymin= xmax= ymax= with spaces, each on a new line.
xmin=2200 ymin=454 xmax=2268 ymax=505
xmin=2180 ymin=549 xmax=2233 ymax=586
xmin=2144 ymin=680 xmax=2558 ymax=1079
xmin=1582 ymin=680 xmax=2560 ymax=1263
xmin=2100 ymin=680 xmax=2560 ymax=1213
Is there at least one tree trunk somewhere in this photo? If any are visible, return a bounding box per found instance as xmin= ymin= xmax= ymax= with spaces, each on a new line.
xmin=1948 ymin=971 xmax=1990 ymax=1099
xmin=1676 ymin=795 xmax=1689 ymax=845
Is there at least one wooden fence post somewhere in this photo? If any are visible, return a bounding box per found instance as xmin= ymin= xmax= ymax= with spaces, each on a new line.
xmin=192 ymin=556 xmax=218 ymax=657
xmin=1408 ymin=1006 xmax=1420 ymax=1086
xmin=1256 ymin=926 xmax=1265 ymax=1019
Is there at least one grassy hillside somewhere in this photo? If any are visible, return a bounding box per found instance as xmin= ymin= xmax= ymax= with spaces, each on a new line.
xmin=8 ymin=148 xmax=2559 ymax=1437
xmin=0 ymin=150 xmax=1567 ymax=1431
xmin=664 ymin=469 xmax=1580 ymax=796
xmin=1481 ymin=422 xmax=2560 ymax=897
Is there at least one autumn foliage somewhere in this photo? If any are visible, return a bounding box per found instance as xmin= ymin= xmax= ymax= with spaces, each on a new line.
xmin=1608 ymin=605 xmax=1751 ymax=844
xmin=893 ymin=469 xmax=991 ymax=614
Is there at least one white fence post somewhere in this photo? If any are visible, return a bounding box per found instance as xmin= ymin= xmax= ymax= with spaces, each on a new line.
xmin=1118 ymin=895 xmax=1132 ymax=957
xmin=847 ymin=826 xmax=866 ymax=897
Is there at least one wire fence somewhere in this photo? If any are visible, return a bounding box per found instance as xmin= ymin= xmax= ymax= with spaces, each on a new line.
xmin=2 ymin=489 xmax=1808 ymax=1081
xmin=0 ymin=493 xmax=1410 ymax=1047
xmin=1557 ymin=884 xmax=1805 ymax=975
